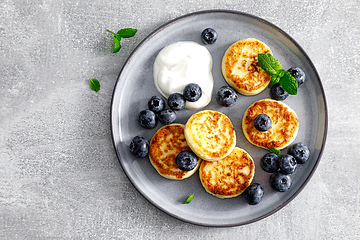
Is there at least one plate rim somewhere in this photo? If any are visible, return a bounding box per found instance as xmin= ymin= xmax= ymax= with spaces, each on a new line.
xmin=110 ymin=9 xmax=328 ymax=227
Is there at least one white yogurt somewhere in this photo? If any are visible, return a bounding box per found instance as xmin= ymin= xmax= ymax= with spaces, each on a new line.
xmin=153 ymin=41 xmax=214 ymax=110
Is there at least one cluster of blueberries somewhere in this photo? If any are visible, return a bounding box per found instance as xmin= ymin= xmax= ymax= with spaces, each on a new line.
xmin=244 ymin=142 xmax=311 ymax=205
xmin=138 ymin=83 xmax=202 ymax=131
xmin=129 ymin=84 xmax=200 ymax=160
xmin=130 ymin=82 xmax=240 ymax=172
xmin=263 ymin=142 xmax=311 ymax=191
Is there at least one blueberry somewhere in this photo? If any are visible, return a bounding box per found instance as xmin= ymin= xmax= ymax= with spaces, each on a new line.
xmin=201 ymin=28 xmax=217 ymax=44
xmin=129 ymin=136 xmax=149 ymax=158
xmin=176 ymin=150 xmax=198 ymax=171
xmin=288 ymin=142 xmax=311 ymax=164
xmin=269 ymin=172 xmax=292 ymax=192
xmin=278 ymin=154 xmax=297 ymax=175
xmin=288 ymin=67 xmax=306 ymax=87
xmin=167 ymin=93 xmax=186 ymax=111
xmin=254 ymin=114 xmax=272 ymax=132
xmin=138 ymin=109 xmax=157 ymax=129
xmin=260 ymin=153 xmax=279 ymax=173
xmin=244 ymin=183 xmax=264 ymax=205
xmin=216 ymin=86 xmax=238 ymax=107
xmin=270 ymin=83 xmax=289 ymax=101
xmin=148 ymin=95 xmax=165 ymax=113
xmin=183 ymin=83 xmax=202 ymax=102
xmin=158 ymin=109 xmax=176 ymax=125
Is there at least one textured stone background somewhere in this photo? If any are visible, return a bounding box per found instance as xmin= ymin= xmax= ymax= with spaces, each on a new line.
xmin=1 ymin=0 xmax=359 ymax=239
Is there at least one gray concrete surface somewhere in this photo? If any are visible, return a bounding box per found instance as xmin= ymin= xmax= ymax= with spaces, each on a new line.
xmin=1 ymin=0 xmax=359 ymax=239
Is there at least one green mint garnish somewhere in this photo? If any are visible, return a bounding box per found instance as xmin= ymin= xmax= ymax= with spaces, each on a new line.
xmin=183 ymin=192 xmax=194 ymax=204
xmin=115 ymin=28 xmax=138 ymax=38
xmin=107 ymin=28 xmax=137 ymax=53
xmin=258 ymin=53 xmax=283 ymax=76
xmin=279 ymin=71 xmax=298 ymax=95
xmin=89 ymin=78 xmax=100 ymax=92
xmin=270 ymin=69 xmax=286 ymax=86
xmin=269 ymin=147 xmax=281 ymax=155
xmin=112 ymin=37 xmax=121 ymax=53
xmin=258 ymin=53 xmax=298 ymax=95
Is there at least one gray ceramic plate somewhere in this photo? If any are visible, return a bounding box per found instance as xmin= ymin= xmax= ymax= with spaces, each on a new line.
xmin=110 ymin=10 xmax=327 ymax=227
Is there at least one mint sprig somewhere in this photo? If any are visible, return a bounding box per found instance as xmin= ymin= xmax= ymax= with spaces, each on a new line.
xmin=183 ymin=192 xmax=194 ymax=204
xmin=107 ymin=28 xmax=138 ymax=53
xmin=258 ymin=53 xmax=298 ymax=95
xmin=88 ymin=28 xmax=137 ymax=92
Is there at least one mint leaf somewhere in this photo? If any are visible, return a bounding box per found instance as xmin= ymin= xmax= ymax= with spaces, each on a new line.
xmin=113 ymin=37 xmax=121 ymax=53
xmin=258 ymin=53 xmax=282 ymax=76
xmin=107 ymin=28 xmax=137 ymax=53
xmin=279 ymin=71 xmax=298 ymax=95
xmin=89 ymin=78 xmax=100 ymax=92
xmin=183 ymin=192 xmax=194 ymax=204
xmin=269 ymin=147 xmax=281 ymax=155
xmin=270 ymin=69 xmax=286 ymax=86
xmin=270 ymin=75 xmax=280 ymax=86
xmin=116 ymin=28 xmax=137 ymax=38
xmin=114 ymin=34 xmax=121 ymax=41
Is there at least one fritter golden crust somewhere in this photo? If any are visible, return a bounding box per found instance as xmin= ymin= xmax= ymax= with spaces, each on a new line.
xmin=222 ymin=38 xmax=272 ymax=95
xmin=199 ymin=147 xmax=255 ymax=199
xmin=149 ymin=124 xmax=201 ymax=180
xmin=242 ymin=99 xmax=299 ymax=150
xmin=184 ymin=110 xmax=236 ymax=161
